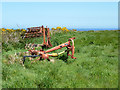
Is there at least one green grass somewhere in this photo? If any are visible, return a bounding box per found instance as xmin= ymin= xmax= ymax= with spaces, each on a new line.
xmin=0 ymin=29 xmax=2 ymax=90
xmin=2 ymin=30 xmax=118 ymax=88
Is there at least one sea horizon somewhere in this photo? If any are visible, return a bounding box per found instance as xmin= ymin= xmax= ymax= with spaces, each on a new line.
xmin=2 ymin=27 xmax=118 ymax=31
xmin=67 ymin=28 xmax=118 ymax=31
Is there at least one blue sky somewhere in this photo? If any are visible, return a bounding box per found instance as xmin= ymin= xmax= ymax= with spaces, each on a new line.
xmin=2 ymin=2 xmax=118 ymax=30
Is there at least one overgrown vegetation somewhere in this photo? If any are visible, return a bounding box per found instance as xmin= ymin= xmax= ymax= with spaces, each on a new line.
xmin=2 ymin=29 xmax=118 ymax=88
xmin=2 ymin=28 xmax=26 ymax=52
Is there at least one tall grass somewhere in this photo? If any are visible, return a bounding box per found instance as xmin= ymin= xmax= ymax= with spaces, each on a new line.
xmin=2 ymin=30 xmax=118 ymax=88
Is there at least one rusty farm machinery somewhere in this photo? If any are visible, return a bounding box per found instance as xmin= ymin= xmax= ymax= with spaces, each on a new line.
xmin=24 ymin=25 xmax=52 ymax=49
xmin=23 ymin=37 xmax=76 ymax=64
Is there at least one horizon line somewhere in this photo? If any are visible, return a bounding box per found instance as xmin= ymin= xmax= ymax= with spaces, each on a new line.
xmin=1 ymin=27 xmax=118 ymax=30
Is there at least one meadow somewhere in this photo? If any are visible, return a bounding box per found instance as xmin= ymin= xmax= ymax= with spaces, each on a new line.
xmin=1 ymin=28 xmax=118 ymax=88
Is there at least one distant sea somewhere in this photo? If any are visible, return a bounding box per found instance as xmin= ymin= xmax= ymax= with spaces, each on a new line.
xmin=67 ymin=28 xmax=118 ymax=31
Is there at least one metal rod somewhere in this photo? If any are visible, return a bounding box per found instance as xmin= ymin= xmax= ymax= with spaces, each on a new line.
xmin=23 ymin=55 xmax=41 ymax=64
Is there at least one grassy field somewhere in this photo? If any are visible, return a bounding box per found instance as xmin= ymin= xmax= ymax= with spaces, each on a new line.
xmin=2 ymin=30 xmax=118 ymax=88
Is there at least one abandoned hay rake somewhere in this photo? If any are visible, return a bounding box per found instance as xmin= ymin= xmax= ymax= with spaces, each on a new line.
xmin=24 ymin=25 xmax=52 ymax=48
xmin=23 ymin=37 xmax=76 ymax=64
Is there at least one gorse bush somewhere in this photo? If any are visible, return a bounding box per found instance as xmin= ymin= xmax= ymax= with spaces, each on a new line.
xmin=2 ymin=29 xmax=118 ymax=88
xmin=2 ymin=28 xmax=26 ymax=52
xmin=51 ymin=26 xmax=70 ymax=33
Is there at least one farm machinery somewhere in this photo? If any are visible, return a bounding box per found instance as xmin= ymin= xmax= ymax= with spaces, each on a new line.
xmin=23 ymin=37 xmax=76 ymax=64
xmin=24 ymin=25 xmax=52 ymax=48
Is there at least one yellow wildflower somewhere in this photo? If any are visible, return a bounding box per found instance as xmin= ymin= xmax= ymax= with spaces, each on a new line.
xmin=22 ymin=29 xmax=26 ymax=32
xmin=56 ymin=27 xmax=61 ymax=30
xmin=2 ymin=28 xmax=6 ymax=31
xmin=6 ymin=28 xmax=9 ymax=30
xmin=62 ymin=27 xmax=66 ymax=29
xmin=61 ymin=28 xmax=64 ymax=31
xmin=65 ymin=29 xmax=69 ymax=32
xmin=51 ymin=28 xmax=56 ymax=30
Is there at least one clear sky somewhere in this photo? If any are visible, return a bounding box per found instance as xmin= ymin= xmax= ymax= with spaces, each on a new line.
xmin=2 ymin=2 xmax=118 ymax=30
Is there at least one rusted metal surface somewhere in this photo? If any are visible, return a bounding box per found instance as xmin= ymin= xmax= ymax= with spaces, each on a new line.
xmin=24 ymin=25 xmax=52 ymax=48
xmin=25 ymin=25 xmax=45 ymax=38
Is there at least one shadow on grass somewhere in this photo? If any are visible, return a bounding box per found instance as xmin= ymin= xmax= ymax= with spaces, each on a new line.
xmin=58 ymin=54 xmax=68 ymax=62
xmin=58 ymin=54 xmax=75 ymax=64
